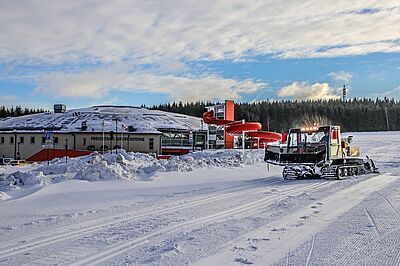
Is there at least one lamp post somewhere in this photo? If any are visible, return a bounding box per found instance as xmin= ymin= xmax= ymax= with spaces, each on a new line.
xmin=65 ymin=139 xmax=68 ymax=164
xmin=113 ymin=117 xmax=118 ymax=154
xmin=109 ymin=131 xmax=113 ymax=153
xmin=17 ymin=142 xmax=20 ymax=160
xmin=121 ymin=125 xmax=124 ymax=151
xmin=102 ymin=120 xmax=105 ymax=153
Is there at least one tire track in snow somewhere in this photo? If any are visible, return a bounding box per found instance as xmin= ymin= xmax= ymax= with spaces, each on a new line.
xmin=305 ymin=234 xmax=316 ymax=266
xmin=364 ymin=207 xmax=381 ymax=236
xmin=286 ymin=249 xmax=290 ymax=266
xmin=336 ymin=225 xmax=400 ymax=265
xmin=376 ymin=191 xmax=400 ymax=220
xmin=68 ymin=182 xmax=330 ymax=266
xmin=343 ymin=230 xmax=400 ymax=266
xmin=326 ymin=180 xmax=400 ymax=265
xmin=368 ymin=143 xmax=400 ymax=166
xmin=197 ymin=174 xmax=397 ymax=266
xmin=0 ymin=178 xmax=288 ymax=261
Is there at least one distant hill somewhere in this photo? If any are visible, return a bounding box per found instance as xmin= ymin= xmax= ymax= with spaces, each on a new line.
xmin=150 ymin=98 xmax=400 ymax=132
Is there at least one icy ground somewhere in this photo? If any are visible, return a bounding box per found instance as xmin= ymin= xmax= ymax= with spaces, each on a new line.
xmin=0 ymin=131 xmax=399 ymax=265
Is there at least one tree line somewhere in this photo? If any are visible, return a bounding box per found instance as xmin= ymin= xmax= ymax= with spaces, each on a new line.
xmin=0 ymin=105 xmax=45 ymax=118
xmin=2 ymin=99 xmax=399 ymax=132
xmin=150 ymin=98 xmax=400 ymax=132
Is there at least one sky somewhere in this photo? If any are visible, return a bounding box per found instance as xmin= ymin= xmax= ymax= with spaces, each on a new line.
xmin=0 ymin=0 xmax=399 ymax=109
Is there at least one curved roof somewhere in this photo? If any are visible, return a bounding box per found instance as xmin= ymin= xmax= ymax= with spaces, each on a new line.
xmin=0 ymin=106 xmax=204 ymax=134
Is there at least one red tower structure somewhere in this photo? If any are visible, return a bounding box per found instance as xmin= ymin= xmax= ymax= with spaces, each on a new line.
xmin=204 ymin=100 xmax=281 ymax=149
xmin=223 ymin=100 xmax=235 ymax=149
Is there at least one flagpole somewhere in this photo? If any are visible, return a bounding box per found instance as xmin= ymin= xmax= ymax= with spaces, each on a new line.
xmin=121 ymin=125 xmax=124 ymax=151
xmin=102 ymin=120 xmax=105 ymax=153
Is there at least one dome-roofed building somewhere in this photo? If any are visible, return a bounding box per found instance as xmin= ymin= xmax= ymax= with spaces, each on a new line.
xmin=0 ymin=105 xmax=208 ymax=161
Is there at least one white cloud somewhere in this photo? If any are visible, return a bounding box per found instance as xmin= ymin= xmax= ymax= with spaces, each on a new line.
xmin=0 ymin=95 xmax=18 ymax=102
xmin=34 ymin=69 xmax=267 ymax=102
xmin=0 ymin=95 xmax=19 ymax=107
xmin=372 ymin=86 xmax=400 ymax=99
xmin=0 ymin=1 xmax=399 ymax=64
xmin=1 ymin=1 xmax=399 ymax=102
xmin=277 ymin=82 xmax=341 ymax=100
xmin=328 ymin=71 xmax=353 ymax=83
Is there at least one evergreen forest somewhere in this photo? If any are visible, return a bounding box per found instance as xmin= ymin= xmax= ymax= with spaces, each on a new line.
xmin=150 ymin=98 xmax=400 ymax=132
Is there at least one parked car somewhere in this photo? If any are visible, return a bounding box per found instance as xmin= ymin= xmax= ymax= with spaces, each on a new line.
xmin=10 ymin=160 xmax=28 ymax=166
xmin=0 ymin=157 xmax=13 ymax=165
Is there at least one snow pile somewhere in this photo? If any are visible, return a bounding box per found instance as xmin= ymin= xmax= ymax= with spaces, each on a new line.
xmin=0 ymin=171 xmax=50 ymax=190
xmin=74 ymin=153 xmax=137 ymax=181
xmin=0 ymin=149 xmax=264 ymax=193
xmin=0 ymin=191 xmax=10 ymax=200
xmin=73 ymin=149 xmax=263 ymax=181
xmin=164 ymin=150 xmax=263 ymax=172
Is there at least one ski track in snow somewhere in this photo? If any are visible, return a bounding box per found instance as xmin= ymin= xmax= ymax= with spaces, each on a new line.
xmin=0 ymin=179 xmax=285 ymax=261
xmin=197 ymin=173 xmax=397 ymax=266
xmin=0 ymin=131 xmax=399 ymax=265
xmin=69 ymin=182 xmax=330 ymax=266
xmin=0 ymin=180 xmax=330 ymax=265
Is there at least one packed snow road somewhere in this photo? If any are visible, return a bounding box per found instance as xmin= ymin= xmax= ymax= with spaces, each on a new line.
xmin=0 ymin=131 xmax=399 ymax=265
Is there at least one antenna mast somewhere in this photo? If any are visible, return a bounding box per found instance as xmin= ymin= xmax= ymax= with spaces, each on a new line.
xmin=342 ymin=85 xmax=347 ymax=102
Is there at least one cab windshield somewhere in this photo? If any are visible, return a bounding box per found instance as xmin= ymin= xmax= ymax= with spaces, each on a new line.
xmin=289 ymin=130 xmax=326 ymax=147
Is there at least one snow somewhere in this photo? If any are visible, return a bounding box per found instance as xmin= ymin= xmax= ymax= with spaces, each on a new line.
xmin=0 ymin=131 xmax=399 ymax=266
xmin=0 ymin=105 xmax=204 ymax=133
xmin=0 ymin=149 xmax=264 ymax=194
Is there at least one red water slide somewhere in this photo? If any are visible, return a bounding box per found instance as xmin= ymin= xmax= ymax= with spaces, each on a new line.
xmin=202 ymin=111 xmax=282 ymax=144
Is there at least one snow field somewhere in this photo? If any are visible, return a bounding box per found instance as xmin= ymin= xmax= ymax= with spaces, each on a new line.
xmin=276 ymin=178 xmax=400 ymax=266
xmin=0 ymin=131 xmax=399 ymax=265
xmin=197 ymin=174 xmax=397 ymax=265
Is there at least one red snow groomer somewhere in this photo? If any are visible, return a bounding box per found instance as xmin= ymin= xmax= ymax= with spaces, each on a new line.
xmin=265 ymin=125 xmax=378 ymax=180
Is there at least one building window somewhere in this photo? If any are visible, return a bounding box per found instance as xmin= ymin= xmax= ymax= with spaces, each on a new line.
xmin=53 ymin=137 xmax=59 ymax=144
xmin=30 ymin=136 xmax=35 ymax=144
xmin=83 ymin=137 xmax=86 ymax=146
xmin=0 ymin=137 xmax=4 ymax=144
xmin=161 ymin=132 xmax=190 ymax=147
xmin=87 ymin=145 xmax=95 ymax=151
xmin=10 ymin=136 xmax=14 ymax=144
xmin=149 ymin=138 xmax=154 ymax=150
xmin=19 ymin=136 xmax=24 ymax=144
xmin=42 ymin=137 xmax=46 ymax=144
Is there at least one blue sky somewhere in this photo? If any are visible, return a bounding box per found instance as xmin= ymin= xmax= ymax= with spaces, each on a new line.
xmin=0 ymin=1 xmax=399 ymax=109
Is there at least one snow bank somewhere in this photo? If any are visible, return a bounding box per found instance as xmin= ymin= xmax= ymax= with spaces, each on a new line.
xmin=0 ymin=149 xmax=264 ymax=194
xmin=164 ymin=150 xmax=262 ymax=172
xmin=74 ymin=153 xmax=136 ymax=181
xmin=0 ymin=191 xmax=10 ymax=200
xmin=0 ymin=171 xmax=50 ymax=190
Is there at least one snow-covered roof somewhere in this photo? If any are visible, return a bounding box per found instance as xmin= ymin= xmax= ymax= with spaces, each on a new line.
xmin=0 ymin=106 xmax=205 ymax=134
